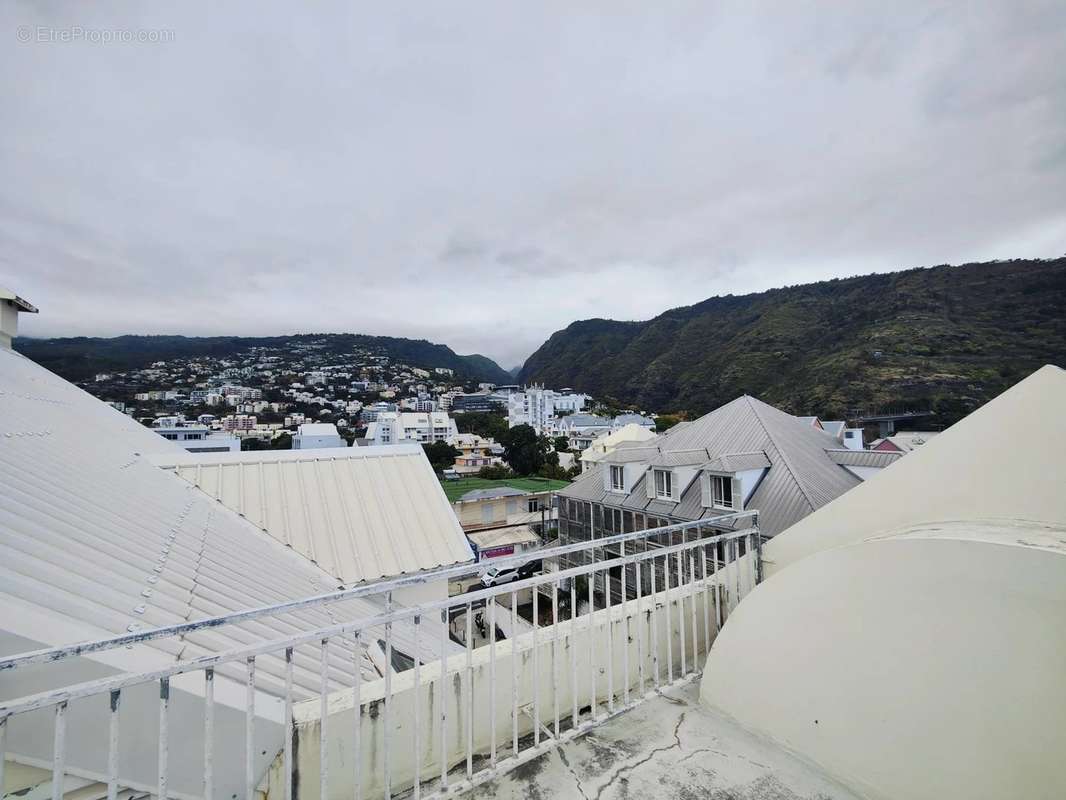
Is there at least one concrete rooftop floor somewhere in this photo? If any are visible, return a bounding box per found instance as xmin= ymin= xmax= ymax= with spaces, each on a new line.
xmin=465 ymin=681 xmax=860 ymax=800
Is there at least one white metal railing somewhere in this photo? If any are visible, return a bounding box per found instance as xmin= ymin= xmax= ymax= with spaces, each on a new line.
xmin=0 ymin=511 xmax=760 ymax=800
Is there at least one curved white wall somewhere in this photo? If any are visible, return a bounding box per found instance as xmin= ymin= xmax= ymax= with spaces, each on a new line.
xmin=764 ymin=364 xmax=1066 ymax=579
xmin=700 ymin=528 xmax=1066 ymax=800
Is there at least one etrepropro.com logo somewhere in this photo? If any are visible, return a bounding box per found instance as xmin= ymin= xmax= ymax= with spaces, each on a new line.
xmin=16 ymin=25 xmax=175 ymax=44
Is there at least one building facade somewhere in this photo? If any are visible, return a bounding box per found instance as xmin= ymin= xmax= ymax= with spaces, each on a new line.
xmin=507 ymin=386 xmax=588 ymax=433
xmin=292 ymin=422 xmax=346 ymax=449
xmin=364 ymin=411 xmax=459 ymax=445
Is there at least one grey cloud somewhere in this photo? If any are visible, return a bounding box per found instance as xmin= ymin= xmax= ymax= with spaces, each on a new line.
xmin=2 ymin=1 xmax=1065 ymax=368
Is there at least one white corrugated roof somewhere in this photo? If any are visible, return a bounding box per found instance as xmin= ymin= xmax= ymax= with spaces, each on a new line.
xmin=153 ymin=445 xmax=474 ymax=585
xmin=467 ymin=526 xmax=541 ymax=549
xmin=0 ymin=348 xmax=455 ymax=696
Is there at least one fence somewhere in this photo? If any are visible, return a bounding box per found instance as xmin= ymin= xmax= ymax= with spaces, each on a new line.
xmin=0 ymin=512 xmax=760 ymax=800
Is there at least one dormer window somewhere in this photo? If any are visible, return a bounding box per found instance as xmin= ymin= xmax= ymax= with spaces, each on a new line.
xmin=711 ymin=474 xmax=734 ymax=509
xmin=609 ymin=464 xmax=626 ymax=492
xmin=653 ymin=469 xmax=674 ymax=500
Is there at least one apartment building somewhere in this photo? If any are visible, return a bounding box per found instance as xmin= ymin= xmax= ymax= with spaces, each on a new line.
xmin=292 ymin=422 xmax=346 ymax=449
xmin=364 ymin=410 xmax=459 ymax=445
xmin=507 ymin=385 xmax=588 ymax=433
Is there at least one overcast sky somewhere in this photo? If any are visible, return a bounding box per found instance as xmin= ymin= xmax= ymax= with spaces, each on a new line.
xmin=2 ymin=2 xmax=1064 ymax=368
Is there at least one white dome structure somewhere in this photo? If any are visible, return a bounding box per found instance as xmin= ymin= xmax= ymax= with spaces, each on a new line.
xmin=700 ymin=365 xmax=1066 ymax=800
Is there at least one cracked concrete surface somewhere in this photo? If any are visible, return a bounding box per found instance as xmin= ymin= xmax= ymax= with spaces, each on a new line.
xmin=472 ymin=682 xmax=859 ymax=800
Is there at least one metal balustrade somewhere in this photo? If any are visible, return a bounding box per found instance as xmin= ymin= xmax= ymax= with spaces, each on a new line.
xmin=0 ymin=511 xmax=760 ymax=800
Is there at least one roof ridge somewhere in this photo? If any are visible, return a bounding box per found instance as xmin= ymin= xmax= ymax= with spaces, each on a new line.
xmin=745 ymin=395 xmax=818 ymax=513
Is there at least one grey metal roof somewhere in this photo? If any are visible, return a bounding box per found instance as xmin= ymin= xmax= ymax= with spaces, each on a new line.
xmin=825 ymin=449 xmax=902 ymax=468
xmin=559 ymin=395 xmax=863 ymax=537
xmin=603 ymin=443 xmax=660 ymax=463
xmin=821 ymin=421 xmax=846 ymax=438
xmin=702 ymin=451 xmax=772 ymax=473
xmin=613 ymin=413 xmax=654 ymax=426
xmin=646 ymin=449 xmax=712 ymax=467
xmin=458 ymin=486 xmax=529 ymax=502
xmin=0 ymin=348 xmax=453 ymax=698
xmin=558 ymin=464 xmax=610 ymax=504
xmin=562 ymin=414 xmax=611 ymax=429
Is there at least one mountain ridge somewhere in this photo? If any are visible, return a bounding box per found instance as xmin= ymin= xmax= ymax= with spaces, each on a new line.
xmin=518 ymin=258 xmax=1066 ymax=425
xmin=16 ymin=332 xmax=513 ymax=385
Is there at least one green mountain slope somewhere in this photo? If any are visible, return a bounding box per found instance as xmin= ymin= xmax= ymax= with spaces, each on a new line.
xmin=17 ymin=333 xmax=512 ymax=385
xmin=518 ymin=258 xmax=1066 ymax=425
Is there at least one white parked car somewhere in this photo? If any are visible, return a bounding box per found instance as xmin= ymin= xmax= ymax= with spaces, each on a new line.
xmin=479 ymin=561 xmax=538 ymax=588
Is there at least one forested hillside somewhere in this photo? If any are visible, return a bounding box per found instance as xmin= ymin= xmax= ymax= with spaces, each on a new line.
xmin=519 ymin=258 xmax=1066 ymax=425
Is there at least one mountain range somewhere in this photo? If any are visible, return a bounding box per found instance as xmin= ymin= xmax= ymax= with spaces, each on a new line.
xmin=518 ymin=258 xmax=1066 ymax=426
xmin=16 ymin=333 xmax=513 ymax=385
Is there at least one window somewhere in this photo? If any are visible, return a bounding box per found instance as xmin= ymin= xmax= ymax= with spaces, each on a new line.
xmin=528 ymin=499 xmax=542 ymax=513
xmin=654 ymin=469 xmax=673 ymax=499
xmin=711 ymin=475 xmax=735 ymax=509
xmin=609 ymin=465 xmax=625 ymax=491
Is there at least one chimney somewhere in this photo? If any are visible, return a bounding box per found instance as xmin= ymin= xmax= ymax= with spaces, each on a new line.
xmin=0 ymin=287 xmax=38 ymax=350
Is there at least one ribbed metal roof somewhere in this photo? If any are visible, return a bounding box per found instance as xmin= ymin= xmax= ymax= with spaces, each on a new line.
xmin=0 ymin=348 xmax=453 ymax=697
xmin=702 ymin=451 xmax=772 ymax=473
xmin=458 ymin=486 xmax=528 ymax=502
xmin=155 ymin=446 xmax=474 ymax=585
xmin=560 ymin=395 xmax=864 ymax=536
xmin=646 ymin=449 xmax=712 ymax=467
xmin=825 ymin=449 xmax=902 ymax=468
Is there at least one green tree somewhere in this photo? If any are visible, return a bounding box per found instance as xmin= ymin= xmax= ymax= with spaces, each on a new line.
xmin=500 ymin=424 xmax=551 ymax=475
xmin=454 ymin=411 xmax=508 ymax=441
xmin=422 ymin=440 xmax=460 ymax=473
xmin=655 ymin=414 xmax=682 ymax=432
xmin=553 ymin=436 xmax=569 ymax=452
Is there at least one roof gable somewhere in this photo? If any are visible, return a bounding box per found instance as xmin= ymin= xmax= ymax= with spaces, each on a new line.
xmin=560 ymin=394 xmax=860 ymax=536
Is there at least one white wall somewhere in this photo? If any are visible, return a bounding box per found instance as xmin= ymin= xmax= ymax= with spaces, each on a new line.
xmin=265 ymin=573 xmax=750 ymax=800
xmin=700 ymin=531 xmax=1066 ymax=800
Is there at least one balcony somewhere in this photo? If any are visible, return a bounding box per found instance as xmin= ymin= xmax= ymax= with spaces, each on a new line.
xmin=0 ymin=516 xmax=771 ymax=800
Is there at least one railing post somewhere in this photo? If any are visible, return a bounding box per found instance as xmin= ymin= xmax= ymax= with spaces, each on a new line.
xmin=108 ymin=690 xmax=120 ymax=800
xmin=412 ymin=616 xmax=421 ymax=800
xmin=246 ymin=657 xmax=256 ymax=800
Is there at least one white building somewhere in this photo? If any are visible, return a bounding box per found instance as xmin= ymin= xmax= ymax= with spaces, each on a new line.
xmin=507 ymin=386 xmax=588 ymax=434
xmin=580 ymin=422 xmax=658 ymax=472
xmin=292 ymin=422 xmax=346 ymax=449
xmin=554 ymin=413 xmax=613 ymax=447
xmin=152 ymin=424 xmax=241 ymax=453
xmin=364 ymin=411 xmax=459 ymax=445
